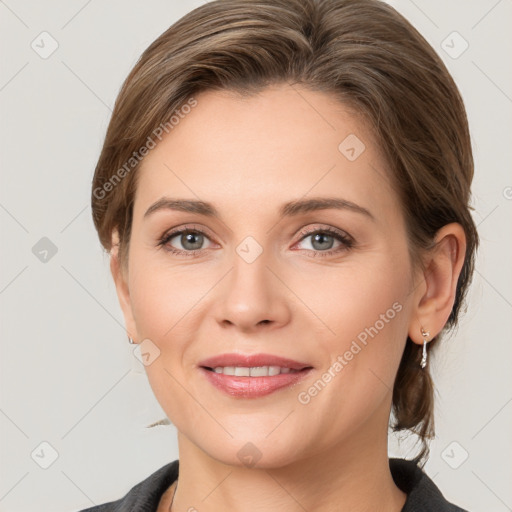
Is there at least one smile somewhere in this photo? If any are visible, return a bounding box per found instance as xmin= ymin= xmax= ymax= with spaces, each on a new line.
xmin=206 ymin=366 xmax=300 ymax=376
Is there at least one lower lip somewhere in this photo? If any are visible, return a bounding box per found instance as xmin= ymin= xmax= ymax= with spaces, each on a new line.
xmin=200 ymin=367 xmax=313 ymax=398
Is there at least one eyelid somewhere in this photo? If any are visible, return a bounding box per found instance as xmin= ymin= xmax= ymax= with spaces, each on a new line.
xmin=295 ymin=224 xmax=354 ymax=243
xmin=160 ymin=223 xmax=215 ymax=241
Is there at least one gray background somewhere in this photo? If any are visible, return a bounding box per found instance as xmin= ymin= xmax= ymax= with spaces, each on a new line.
xmin=0 ymin=1 xmax=510 ymax=511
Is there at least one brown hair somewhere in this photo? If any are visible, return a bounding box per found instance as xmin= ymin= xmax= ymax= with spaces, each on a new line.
xmin=91 ymin=0 xmax=478 ymax=466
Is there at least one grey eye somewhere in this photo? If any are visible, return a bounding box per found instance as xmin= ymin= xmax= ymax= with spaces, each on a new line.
xmin=170 ymin=231 xmax=208 ymax=251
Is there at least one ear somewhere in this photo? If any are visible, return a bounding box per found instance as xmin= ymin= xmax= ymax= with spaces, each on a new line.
xmin=408 ymin=223 xmax=467 ymax=345
xmin=110 ymin=230 xmax=138 ymax=342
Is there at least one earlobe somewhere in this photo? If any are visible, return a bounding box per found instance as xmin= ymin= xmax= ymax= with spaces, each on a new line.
xmin=408 ymin=223 xmax=467 ymax=345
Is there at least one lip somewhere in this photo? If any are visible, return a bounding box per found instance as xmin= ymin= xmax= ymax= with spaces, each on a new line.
xmin=198 ymin=353 xmax=312 ymax=371
xmin=198 ymin=353 xmax=313 ymax=398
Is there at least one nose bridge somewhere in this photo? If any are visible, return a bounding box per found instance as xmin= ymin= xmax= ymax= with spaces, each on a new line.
xmin=214 ymin=229 xmax=290 ymax=330
xmin=230 ymin=233 xmax=273 ymax=305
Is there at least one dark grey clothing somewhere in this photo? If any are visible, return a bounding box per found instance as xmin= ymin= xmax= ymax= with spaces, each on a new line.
xmin=76 ymin=458 xmax=469 ymax=511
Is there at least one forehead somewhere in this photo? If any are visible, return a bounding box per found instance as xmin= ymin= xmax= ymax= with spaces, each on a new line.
xmin=135 ymin=85 xmax=397 ymax=219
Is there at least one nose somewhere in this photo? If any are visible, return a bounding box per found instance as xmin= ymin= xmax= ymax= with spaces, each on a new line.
xmin=214 ymin=250 xmax=291 ymax=333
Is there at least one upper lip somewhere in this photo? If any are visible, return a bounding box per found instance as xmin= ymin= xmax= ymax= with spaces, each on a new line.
xmin=199 ymin=353 xmax=313 ymax=371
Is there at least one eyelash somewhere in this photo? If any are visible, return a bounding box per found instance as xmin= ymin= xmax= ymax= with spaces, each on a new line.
xmin=157 ymin=224 xmax=354 ymax=258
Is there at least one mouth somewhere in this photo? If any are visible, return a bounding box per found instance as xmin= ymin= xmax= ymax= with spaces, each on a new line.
xmin=198 ymin=353 xmax=313 ymax=398
xmin=202 ymin=365 xmax=304 ymax=376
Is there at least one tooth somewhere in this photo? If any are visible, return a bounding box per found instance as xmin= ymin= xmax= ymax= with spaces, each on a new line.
xmin=250 ymin=366 xmax=269 ymax=377
xmin=212 ymin=365 xmax=298 ymax=376
xmin=268 ymin=366 xmax=281 ymax=376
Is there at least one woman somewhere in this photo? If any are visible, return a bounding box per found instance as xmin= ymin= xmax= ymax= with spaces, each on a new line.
xmin=82 ymin=0 xmax=478 ymax=510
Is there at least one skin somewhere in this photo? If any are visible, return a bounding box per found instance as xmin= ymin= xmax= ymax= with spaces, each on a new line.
xmin=110 ymin=84 xmax=466 ymax=512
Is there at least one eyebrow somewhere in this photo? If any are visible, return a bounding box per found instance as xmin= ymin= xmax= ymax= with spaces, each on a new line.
xmin=143 ymin=196 xmax=374 ymax=221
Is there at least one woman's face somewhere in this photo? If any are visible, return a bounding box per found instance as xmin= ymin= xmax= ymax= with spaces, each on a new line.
xmin=117 ymin=85 xmax=420 ymax=467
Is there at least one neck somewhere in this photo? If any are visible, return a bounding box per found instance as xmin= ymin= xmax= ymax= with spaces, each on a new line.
xmin=169 ymin=403 xmax=407 ymax=512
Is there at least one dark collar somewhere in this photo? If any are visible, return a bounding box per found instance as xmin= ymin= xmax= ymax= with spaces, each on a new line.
xmin=389 ymin=458 xmax=468 ymax=511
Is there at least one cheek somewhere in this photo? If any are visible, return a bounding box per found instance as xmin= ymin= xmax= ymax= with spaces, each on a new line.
xmin=294 ymin=255 xmax=410 ymax=336
xmin=127 ymin=258 xmax=208 ymax=431
xmin=297 ymin=256 xmax=412 ymax=385
xmin=290 ymin=262 xmax=411 ymax=442
xmin=128 ymin=250 xmax=203 ymax=338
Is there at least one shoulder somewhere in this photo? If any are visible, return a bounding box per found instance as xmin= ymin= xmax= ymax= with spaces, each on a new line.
xmin=73 ymin=459 xmax=179 ymax=512
xmin=390 ymin=458 xmax=469 ymax=512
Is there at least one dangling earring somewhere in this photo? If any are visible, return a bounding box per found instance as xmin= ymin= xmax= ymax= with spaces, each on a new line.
xmin=420 ymin=328 xmax=430 ymax=369
xmin=128 ymin=336 xmax=136 ymax=344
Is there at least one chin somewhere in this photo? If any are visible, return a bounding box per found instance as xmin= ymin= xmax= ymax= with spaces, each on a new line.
xmin=196 ymin=434 xmax=306 ymax=470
